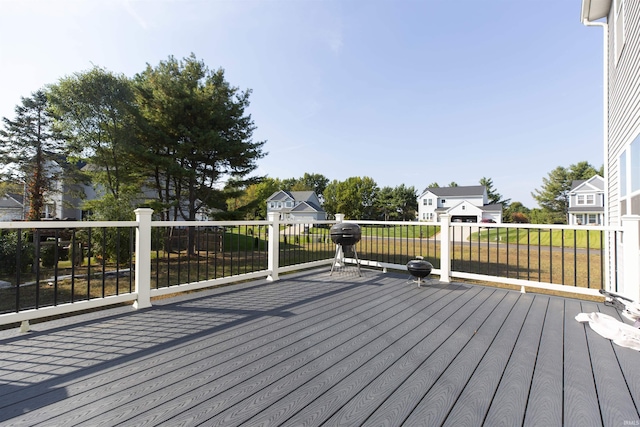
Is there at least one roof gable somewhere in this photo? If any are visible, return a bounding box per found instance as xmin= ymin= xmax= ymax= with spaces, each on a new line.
xmin=570 ymin=175 xmax=604 ymax=192
xmin=421 ymin=185 xmax=486 ymax=198
xmin=267 ymin=190 xmax=294 ymax=202
xmin=291 ymin=201 xmax=321 ymax=213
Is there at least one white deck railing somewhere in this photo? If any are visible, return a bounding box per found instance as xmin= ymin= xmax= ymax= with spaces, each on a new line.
xmin=0 ymin=209 xmax=638 ymax=329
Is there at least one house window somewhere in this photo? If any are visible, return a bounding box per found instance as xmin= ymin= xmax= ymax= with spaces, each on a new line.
xmin=620 ymin=151 xmax=627 ymax=197
xmin=578 ymin=194 xmax=595 ymax=205
xmin=428 ymin=199 xmax=432 ymax=206
xmin=462 ymin=205 xmax=466 ymax=210
xmin=588 ymin=214 xmax=597 ymax=224
xmin=615 ymin=0 xmax=625 ymax=64
xmin=423 ymin=199 xmax=428 ymax=206
xmin=631 ymin=135 xmax=640 ymax=193
xmin=441 ymin=199 xmax=446 ymax=204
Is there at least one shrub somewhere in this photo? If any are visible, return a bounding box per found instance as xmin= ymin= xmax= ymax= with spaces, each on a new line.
xmin=0 ymin=230 xmax=35 ymax=275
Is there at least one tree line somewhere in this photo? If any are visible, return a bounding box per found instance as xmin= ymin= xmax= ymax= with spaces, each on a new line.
xmin=0 ymin=52 xmax=602 ymax=224
xmin=226 ymin=162 xmax=603 ymax=224
xmin=0 ymin=54 xmax=265 ymax=222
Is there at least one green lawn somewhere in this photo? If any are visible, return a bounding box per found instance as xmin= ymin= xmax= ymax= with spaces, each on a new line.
xmin=471 ymin=228 xmax=604 ymax=249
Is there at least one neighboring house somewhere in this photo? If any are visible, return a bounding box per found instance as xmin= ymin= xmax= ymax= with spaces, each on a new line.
xmin=14 ymin=160 xmax=86 ymax=220
xmin=567 ymin=175 xmax=605 ymax=225
xmin=0 ymin=193 xmax=25 ymax=221
xmin=417 ymin=185 xmax=503 ymax=223
xmin=266 ymin=190 xmax=326 ymax=222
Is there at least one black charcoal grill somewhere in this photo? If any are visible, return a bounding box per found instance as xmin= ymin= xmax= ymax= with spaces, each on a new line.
xmin=329 ymin=222 xmax=362 ymax=276
xmin=407 ymin=257 xmax=433 ymax=286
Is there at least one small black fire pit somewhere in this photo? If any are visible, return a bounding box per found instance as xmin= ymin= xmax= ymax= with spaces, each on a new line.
xmin=407 ymin=257 xmax=433 ymax=286
xmin=330 ymin=222 xmax=362 ymax=276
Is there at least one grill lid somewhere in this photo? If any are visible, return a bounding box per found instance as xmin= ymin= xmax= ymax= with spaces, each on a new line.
xmin=330 ymin=223 xmax=362 ymax=246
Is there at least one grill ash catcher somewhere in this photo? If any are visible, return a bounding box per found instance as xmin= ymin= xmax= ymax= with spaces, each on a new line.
xmin=329 ymin=222 xmax=362 ymax=276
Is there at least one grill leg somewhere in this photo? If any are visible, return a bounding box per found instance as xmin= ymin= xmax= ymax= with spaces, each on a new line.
xmin=330 ymin=245 xmax=361 ymax=276
xmin=330 ymin=245 xmax=342 ymax=276
xmin=352 ymin=247 xmax=362 ymax=277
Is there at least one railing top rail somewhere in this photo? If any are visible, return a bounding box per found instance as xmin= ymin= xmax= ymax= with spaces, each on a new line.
xmin=351 ymin=220 xmax=437 ymax=226
xmin=345 ymin=219 xmax=621 ymax=232
xmin=0 ymin=220 xmax=138 ymax=229
xmin=278 ymin=219 xmax=336 ymax=225
xmin=448 ymin=222 xmax=622 ymax=232
xmin=152 ymin=220 xmax=269 ymax=227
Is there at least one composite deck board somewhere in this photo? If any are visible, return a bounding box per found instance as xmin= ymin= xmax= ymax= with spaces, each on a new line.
xmin=43 ymin=274 xmax=426 ymax=425
xmin=334 ymin=287 xmax=507 ymax=426
xmin=601 ymin=304 xmax=640 ymax=419
xmin=563 ymin=299 xmax=603 ymax=427
xmin=581 ymin=301 xmax=640 ymax=425
xmin=231 ymin=284 xmax=477 ymax=427
xmin=278 ymin=283 xmax=480 ymax=427
xmin=482 ymin=294 xmax=547 ymax=426
xmin=523 ymin=296 xmax=564 ymax=427
xmin=15 ymin=274 xmax=408 ymax=425
xmin=442 ymin=292 xmax=537 ymax=427
xmin=401 ymin=291 xmax=525 ymax=427
xmin=160 ymin=282 xmax=454 ymax=426
xmin=0 ymin=268 xmax=639 ymax=426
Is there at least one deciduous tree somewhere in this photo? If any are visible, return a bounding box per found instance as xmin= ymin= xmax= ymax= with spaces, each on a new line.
xmin=323 ymin=176 xmax=379 ymax=219
xmin=49 ymin=67 xmax=142 ymax=207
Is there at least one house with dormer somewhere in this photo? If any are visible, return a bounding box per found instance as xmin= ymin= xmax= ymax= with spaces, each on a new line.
xmin=417 ymin=185 xmax=502 ymax=223
xmin=567 ymin=175 xmax=605 ymax=226
xmin=266 ymin=190 xmax=326 ymax=222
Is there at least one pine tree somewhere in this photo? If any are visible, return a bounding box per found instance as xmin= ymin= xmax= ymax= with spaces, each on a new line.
xmin=0 ymin=90 xmax=66 ymax=220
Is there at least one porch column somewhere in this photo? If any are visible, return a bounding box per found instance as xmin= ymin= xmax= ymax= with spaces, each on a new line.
xmin=439 ymin=214 xmax=451 ymax=282
xmin=134 ymin=208 xmax=153 ymax=309
xmin=621 ymin=215 xmax=640 ymax=301
xmin=267 ymin=212 xmax=280 ymax=281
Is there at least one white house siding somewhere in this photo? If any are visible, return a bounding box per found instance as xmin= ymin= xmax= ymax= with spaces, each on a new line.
xmin=0 ymin=209 xmax=22 ymax=222
xmin=607 ymin=0 xmax=640 ymax=224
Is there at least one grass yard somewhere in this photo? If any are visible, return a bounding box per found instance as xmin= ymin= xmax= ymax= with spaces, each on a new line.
xmin=471 ymin=227 xmax=604 ymax=249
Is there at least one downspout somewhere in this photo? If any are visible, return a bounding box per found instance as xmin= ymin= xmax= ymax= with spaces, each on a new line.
xmin=583 ymin=17 xmax=610 ymax=288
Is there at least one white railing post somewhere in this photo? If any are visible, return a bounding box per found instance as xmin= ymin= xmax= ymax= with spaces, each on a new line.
xmin=439 ymin=214 xmax=451 ymax=283
xmin=133 ymin=208 xmax=153 ymax=309
xmin=267 ymin=212 xmax=280 ymax=282
xmin=621 ymin=215 xmax=640 ymax=301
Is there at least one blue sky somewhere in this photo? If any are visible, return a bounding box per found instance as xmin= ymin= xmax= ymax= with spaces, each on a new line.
xmin=0 ymin=0 xmax=604 ymax=208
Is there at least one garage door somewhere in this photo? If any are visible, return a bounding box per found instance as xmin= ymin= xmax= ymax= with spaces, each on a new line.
xmin=451 ymin=215 xmax=477 ymax=223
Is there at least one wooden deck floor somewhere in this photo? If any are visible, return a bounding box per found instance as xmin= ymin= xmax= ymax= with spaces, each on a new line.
xmin=0 ymin=268 xmax=639 ymax=426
